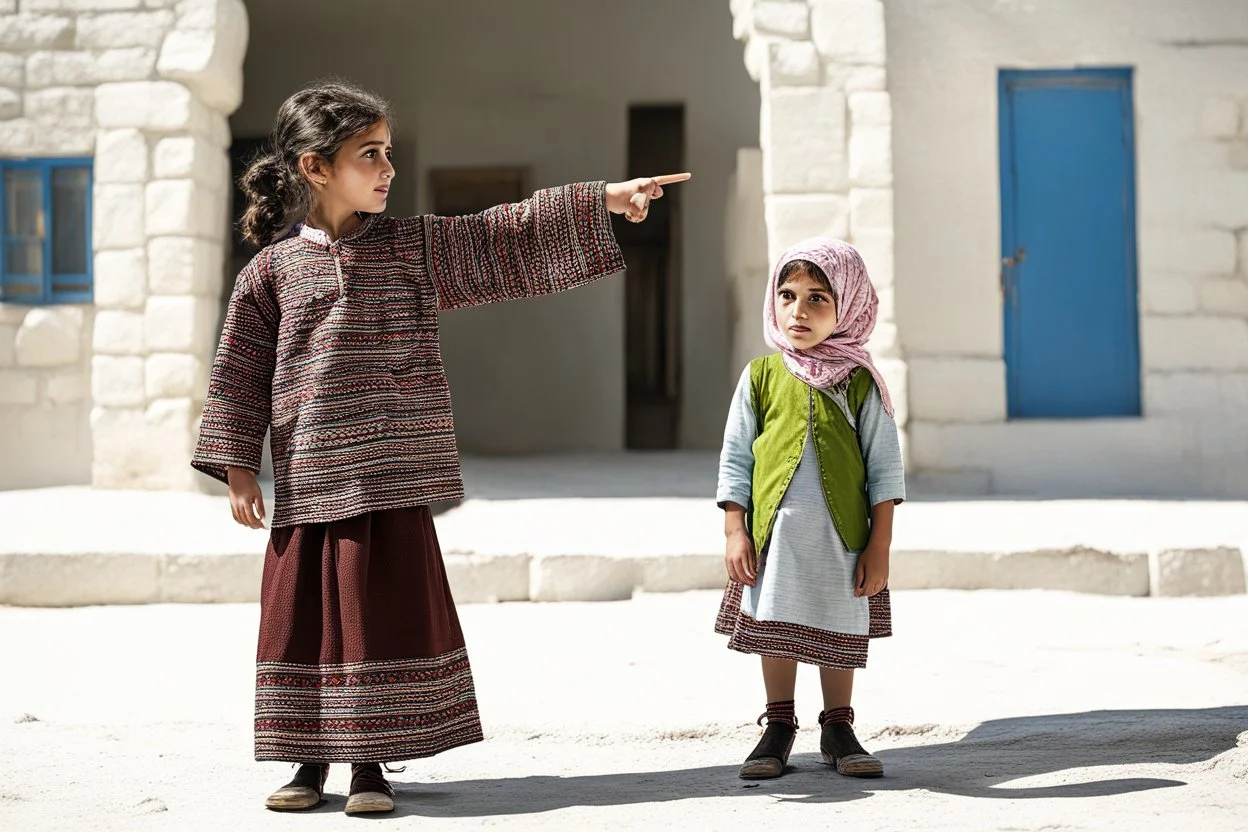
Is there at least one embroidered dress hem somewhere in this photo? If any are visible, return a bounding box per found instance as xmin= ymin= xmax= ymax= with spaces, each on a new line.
xmin=714 ymin=581 xmax=891 ymax=670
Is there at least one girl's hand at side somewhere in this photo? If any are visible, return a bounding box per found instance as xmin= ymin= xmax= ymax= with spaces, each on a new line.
xmin=725 ymin=528 xmax=758 ymax=587
xmin=854 ymin=542 xmax=889 ymax=597
xmin=226 ymin=466 xmax=267 ymax=529
xmin=605 ymin=173 xmax=692 ymax=223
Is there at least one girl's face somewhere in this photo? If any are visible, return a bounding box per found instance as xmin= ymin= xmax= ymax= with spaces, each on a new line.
xmin=320 ymin=119 xmax=395 ymax=214
xmin=775 ymin=270 xmax=838 ymax=350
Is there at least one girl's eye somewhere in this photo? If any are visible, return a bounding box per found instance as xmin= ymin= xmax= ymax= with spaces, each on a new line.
xmin=810 ymin=295 xmax=824 ymax=303
xmin=364 ymin=150 xmax=377 ymax=158
xmin=779 ymin=290 xmax=795 ymax=300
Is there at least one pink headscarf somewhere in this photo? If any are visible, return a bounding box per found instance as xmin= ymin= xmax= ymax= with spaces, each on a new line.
xmin=763 ymin=237 xmax=895 ymax=417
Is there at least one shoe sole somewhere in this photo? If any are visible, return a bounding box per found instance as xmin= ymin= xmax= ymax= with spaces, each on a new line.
xmin=265 ymin=788 xmax=323 ymax=811
xmin=738 ymin=758 xmax=785 ymax=779
xmin=345 ymin=792 xmax=395 ymax=814
xmin=821 ymin=751 xmax=884 ymax=778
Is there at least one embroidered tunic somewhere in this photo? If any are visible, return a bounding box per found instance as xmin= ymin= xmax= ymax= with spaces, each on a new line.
xmin=192 ymin=182 xmax=624 ymax=527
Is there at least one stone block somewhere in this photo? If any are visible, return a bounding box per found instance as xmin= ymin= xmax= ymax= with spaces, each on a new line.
xmin=0 ymin=88 xmax=20 ymax=120
xmin=1152 ymin=548 xmax=1247 ymax=597
xmin=1199 ymin=98 xmax=1240 ymax=139
xmin=15 ymin=308 xmax=83 ymax=367
xmin=23 ymin=0 xmax=144 ymax=9
xmin=529 ymin=554 xmax=640 ymax=602
xmin=95 ymin=129 xmax=149 ymax=184
xmin=26 ymin=48 xmax=156 ymax=88
xmin=753 ymin=2 xmax=810 ymax=38
xmin=767 ymin=40 xmax=820 ymax=86
xmin=157 ymin=0 xmax=248 ymax=114
xmin=867 ymin=321 xmax=899 ymax=358
xmin=23 ymin=87 xmax=94 ymax=129
xmin=907 ymin=357 xmax=1007 ymax=423
xmin=1141 ymin=273 xmax=1200 ymax=314
xmin=158 ymin=553 xmax=262 ymax=603
xmin=1230 ymin=142 xmax=1248 ymax=171
xmin=845 ymin=65 xmax=886 ymax=91
xmin=1199 ymin=276 xmax=1248 ymax=317
xmin=762 ymin=87 xmax=847 ymax=193
xmin=1144 ymin=228 xmax=1237 ymax=275
xmin=849 ymin=91 xmax=890 ymax=127
xmin=92 ymin=355 xmax=145 ymax=407
xmin=1143 ymin=372 xmax=1221 ymax=415
xmin=1142 ymin=316 xmax=1248 ymax=371
xmin=875 ymin=357 xmax=907 ymax=426
xmin=96 ymin=81 xmax=205 ymax=131
xmin=764 ymin=194 xmax=851 ymax=263
xmin=848 ymin=123 xmax=892 ymax=186
xmin=93 ymin=249 xmax=147 ymax=311
xmin=45 ymin=370 xmax=88 ymax=404
xmin=0 ymin=54 xmax=24 ymax=88
xmin=148 ymin=236 xmax=224 ymax=296
xmin=93 ymin=184 xmax=145 ymax=250
xmin=90 ymin=404 xmax=146 ymax=487
xmin=1242 ymin=232 xmax=1248 ymax=277
xmin=0 ymin=325 xmax=15 ymax=366
xmin=44 ymin=126 xmax=95 ymax=155
xmin=0 ymin=15 xmax=75 ymax=50
xmin=92 ymin=309 xmax=144 ymax=355
xmin=0 ymin=553 xmax=159 ymax=607
xmin=444 ymin=554 xmax=532 ymax=603
xmin=146 ymin=179 xmax=220 ymax=237
xmin=75 ymin=10 xmax=174 ymax=48
xmin=0 ymin=370 xmax=38 ymax=405
xmin=851 ymin=230 xmax=893 ymax=288
xmin=0 ymin=119 xmax=34 ymax=155
xmin=145 ymin=352 xmax=203 ymax=399
xmin=891 ymin=548 xmax=1150 ymax=596
xmin=153 ymin=136 xmax=228 ymax=189
xmin=636 ymin=554 xmax=725 ymax=593
xmin=144 ymin=295 xmax=217 ymax=352
xmin=811 ymin=0 xmax=886 ymax=65
xmin=849 ymin=188 xmax=892 ymax=235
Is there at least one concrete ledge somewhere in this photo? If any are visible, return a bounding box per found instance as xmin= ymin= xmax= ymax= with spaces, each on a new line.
xmin=446 ymin=554 xmax=531 ymax=603
xmin=0 ymin=553 xmax=161 ymax=607
xmin=159 ymin=553 xmax=261 ymax=603
xmin=1152 ymin=548 xmax=1248 ymax=597
xmin=529 ymin=554 xmax=640 ymax=603
xmin=892 ymin=547 xmax=1152 ymax=597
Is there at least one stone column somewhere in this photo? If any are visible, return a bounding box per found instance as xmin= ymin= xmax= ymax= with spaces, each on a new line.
xmin=88 ymin=0 xmax=246 ymax=491
xmin=730 ymin=0 xmax=908 ymax=448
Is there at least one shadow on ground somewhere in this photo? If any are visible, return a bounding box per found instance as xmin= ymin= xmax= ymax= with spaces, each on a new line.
xmin=370 ymin=707 xmax=1246 ymax=819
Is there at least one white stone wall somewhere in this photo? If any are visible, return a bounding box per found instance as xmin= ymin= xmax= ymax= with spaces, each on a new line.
xmin=730 ymin=0 xmax=908 ymax=454
xmin=0 ymin=0 xmax=246 ymax=491
xmin=887 ymin=0 xmax=1248 ymax=497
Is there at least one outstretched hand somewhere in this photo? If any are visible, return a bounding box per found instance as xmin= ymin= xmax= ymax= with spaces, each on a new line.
xmin=605 ymin=173 xmax=692 ymax=223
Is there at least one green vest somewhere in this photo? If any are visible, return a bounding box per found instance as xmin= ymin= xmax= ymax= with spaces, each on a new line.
xmin=748 ymin=352 xmax=874 ymax=556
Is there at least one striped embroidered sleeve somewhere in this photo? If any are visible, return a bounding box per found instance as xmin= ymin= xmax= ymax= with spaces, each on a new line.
xmin=191 ymin=257 xmax=278 ymax=485
xmin=414 ymin=181 xmax=625 ymax=311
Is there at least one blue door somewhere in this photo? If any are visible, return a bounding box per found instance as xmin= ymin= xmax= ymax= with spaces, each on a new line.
xmin=999 ymin=68 xmax=1140 ymax=418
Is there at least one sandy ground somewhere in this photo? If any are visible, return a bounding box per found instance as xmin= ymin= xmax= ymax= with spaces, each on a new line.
xmin=1 ymin=590 xmax=1246 ymax=831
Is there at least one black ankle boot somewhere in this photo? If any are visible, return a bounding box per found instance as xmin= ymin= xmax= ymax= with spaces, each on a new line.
xmin=739 ymin=714 xmax=798 ymax=780
xmin=819 ymin=710 xmax=883 ymax=778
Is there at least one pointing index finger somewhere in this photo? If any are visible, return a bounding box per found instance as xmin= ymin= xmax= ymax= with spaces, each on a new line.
xmin=652 ymin=173 xmax=692 ymax=186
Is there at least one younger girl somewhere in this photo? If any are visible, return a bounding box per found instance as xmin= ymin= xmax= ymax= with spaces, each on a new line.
xmin=192 ymin=81 xmax=688 ymax=814
xmin=715 ymin=237 xmax=904 ymax=780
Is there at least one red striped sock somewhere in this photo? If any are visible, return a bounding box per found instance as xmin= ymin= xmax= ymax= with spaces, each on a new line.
xmin=766 ymin=700 xmax=797 ymax=727
xmin=819 ymin=707 xmax=854 ymax=726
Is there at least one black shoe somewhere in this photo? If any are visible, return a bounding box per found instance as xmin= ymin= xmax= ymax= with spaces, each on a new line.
xmin=345 ymin=763 xmax=396 ymax=814
xmin=739 ymin=715 xmax=798 ymax=780
xmin=820 ymin=720 xmax=883 ymax=777
xmin=265 ymin=763 xmax=329 ymax=811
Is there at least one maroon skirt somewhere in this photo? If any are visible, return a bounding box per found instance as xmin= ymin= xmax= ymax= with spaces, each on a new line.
xmin=254 ymin=506 xmax=483 ymax=763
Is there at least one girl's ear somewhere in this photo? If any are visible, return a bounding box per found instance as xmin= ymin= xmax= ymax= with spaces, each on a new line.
xmin=298 ymin=152 xmax=329 ymax=189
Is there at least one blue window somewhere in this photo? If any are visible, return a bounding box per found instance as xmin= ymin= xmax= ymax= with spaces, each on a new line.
xmin=0 ymin=158 xmax=94 ymax=305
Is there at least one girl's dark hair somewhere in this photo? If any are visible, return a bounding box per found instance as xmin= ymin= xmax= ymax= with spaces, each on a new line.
xmin=239 ymin=81 xmax=393 ymax=247
xmin=779 ymin=259 xmax=835 ymax=296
